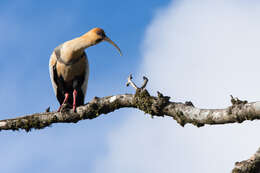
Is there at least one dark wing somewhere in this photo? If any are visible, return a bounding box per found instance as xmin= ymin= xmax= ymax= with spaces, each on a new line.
xmin=81 ymin=52 xmax=89 ymax=98
xmin=72 ymin=52 xmax=89 ymax=106
xmin=49 ymin=52 xmax=65 ymax=105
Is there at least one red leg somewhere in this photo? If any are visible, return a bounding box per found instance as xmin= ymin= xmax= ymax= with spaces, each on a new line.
xmin=73 ymin=89 xmax=77 ymax=112
xmin=57 ymin=93 xmax=69 ymax=112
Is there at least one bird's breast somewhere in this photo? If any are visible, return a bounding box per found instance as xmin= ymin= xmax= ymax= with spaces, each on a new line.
xmin=56 ymin=57 xmax=87 ymax=82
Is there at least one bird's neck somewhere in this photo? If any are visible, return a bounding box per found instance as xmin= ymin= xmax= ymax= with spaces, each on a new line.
xmin=70 ymin=33 xmax=96 ymax=52
xmin=59 ymin=33 xmax=94 ymax=63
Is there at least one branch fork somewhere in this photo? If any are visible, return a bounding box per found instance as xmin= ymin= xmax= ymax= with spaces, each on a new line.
xmin=1 ymin=75 xmax=260 ymax=172
xmin=230 ymin=95 xmax=248 ymax=105
xmin=126 ymin=74 xmax=148 ymax=90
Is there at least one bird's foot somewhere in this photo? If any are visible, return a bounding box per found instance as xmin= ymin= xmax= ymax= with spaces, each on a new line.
xmin=57 ymin=106 xmax=62 ymax=112
xmin=73 ymin=105 xmax=76 ymax=113
xmin=58 ymin=103 xmax=72 ymax=112
xmin=57 ymin=93 xmax=70 ymax=112
xmin=73 ymin=89 xmax=77 ymax=113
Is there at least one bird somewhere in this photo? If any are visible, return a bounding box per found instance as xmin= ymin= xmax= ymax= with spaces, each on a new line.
xmin=49 ymin=28 xmax=122 ymax=112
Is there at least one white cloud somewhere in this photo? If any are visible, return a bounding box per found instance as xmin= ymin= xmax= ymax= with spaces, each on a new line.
xmin=95 ymin=1 xmax=260 ymax=173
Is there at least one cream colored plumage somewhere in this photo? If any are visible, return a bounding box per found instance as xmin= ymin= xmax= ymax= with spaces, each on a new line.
xmin=49 ymin=28 xmax=122 ymax=112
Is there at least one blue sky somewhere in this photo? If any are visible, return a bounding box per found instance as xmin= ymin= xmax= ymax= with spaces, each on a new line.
xmin=0 ymin=0 xmax=169 ymax=172
xmin=3 ymin=1 xmax=260 ymax=173
xmin=0 ymin=0 xmax=168 ymax=116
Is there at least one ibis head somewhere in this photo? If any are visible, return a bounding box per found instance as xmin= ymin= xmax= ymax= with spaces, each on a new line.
xmin=81 ymin=28 xmax=122 ymax=56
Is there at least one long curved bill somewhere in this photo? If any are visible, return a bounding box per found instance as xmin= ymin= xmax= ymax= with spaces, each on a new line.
xmin=104 ymin=37 xmax=122 ymax=56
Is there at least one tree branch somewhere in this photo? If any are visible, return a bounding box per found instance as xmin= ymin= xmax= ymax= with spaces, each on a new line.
xmin=232 ymin=147 xmax=260 ymax=173
xmin=2 ymin=75 xmax=260 ymax=172
xmin=1 ymin=75 xmax=260 ymax=132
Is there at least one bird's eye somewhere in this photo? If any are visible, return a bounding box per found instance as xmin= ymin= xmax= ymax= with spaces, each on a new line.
xmin=96 ymin=30 xmax=106 ymax=38
xmin=95 ymin=38 xmax=102 ymax=43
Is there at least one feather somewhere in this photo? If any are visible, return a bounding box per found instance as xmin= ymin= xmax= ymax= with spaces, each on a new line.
xmin=49 ymin=52 xmax=58 ymax=97
xmin=49 ymin=28 xmax=121 ymax=111
xmin=81 ymin=54 xmax=89 ymax=97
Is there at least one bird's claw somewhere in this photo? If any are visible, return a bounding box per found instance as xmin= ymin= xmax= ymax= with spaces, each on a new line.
xmin=73 ymin=104 xmax=77 ymax=113
xmin=58 ymin=103 xmax=72 ymax=113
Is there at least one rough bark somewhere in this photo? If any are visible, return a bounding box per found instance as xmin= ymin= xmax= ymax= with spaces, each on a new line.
xmin=1 ymin=86 xmax=260 ymax=131
xmin=232 ymin=148 xmax=260 ymax=173
xmin=1 ymin=75 xmax=260 ymax=172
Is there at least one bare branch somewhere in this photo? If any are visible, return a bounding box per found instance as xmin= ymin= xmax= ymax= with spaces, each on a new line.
xmin=1 ymin=87 xmax=260 ymax=131
xmin=126 ymin=74 xmax=148 ymax=90
xmin=126 ymin=74 xmax=138 ymax=90
xmin=1 ymin=76 xmax=260 ymax=132
xmin=140 ymin=76 xmax=148 ymax=89
xmin=232 ymin=148 xmax=260 ymax=173
xmin=0 ymin=94 xmax=134 ymax=132
xmin=2 ymin=75 xmax=260 ymax=172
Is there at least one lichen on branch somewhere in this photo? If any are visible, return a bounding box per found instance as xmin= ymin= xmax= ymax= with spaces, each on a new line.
xmin=1 ymin=75 xmax=260 ymax=132
xmin=232 ymin=147 xmax=260 ymax=173
xmin=2 ymin=75 xmax=260 ymax=173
